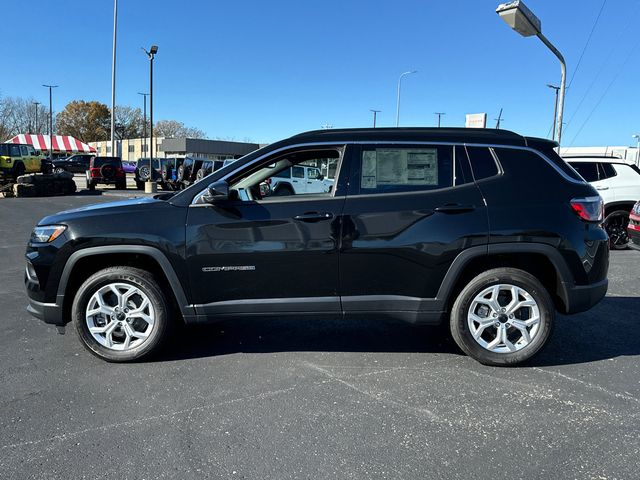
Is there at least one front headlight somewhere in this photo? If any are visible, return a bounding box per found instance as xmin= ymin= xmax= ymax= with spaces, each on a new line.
xmin=31 ymin=225 xmax=66 ymax=243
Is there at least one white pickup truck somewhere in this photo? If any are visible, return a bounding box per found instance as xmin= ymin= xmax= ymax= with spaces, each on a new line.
xmin=270 ymin=165 xmax=333 ymax=195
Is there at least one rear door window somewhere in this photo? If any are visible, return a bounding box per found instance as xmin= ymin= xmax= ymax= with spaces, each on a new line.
xmin=292 ymin=166 xmax=305 ymax=179
xmin=10 ymin=145 xmax=21 ymax=157
xmin=569 ymin=162 xmax=599 ymax=182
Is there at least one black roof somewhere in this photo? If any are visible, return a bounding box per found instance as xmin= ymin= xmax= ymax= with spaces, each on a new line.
xmin=290 ymin=127 xmax=558 ymax=149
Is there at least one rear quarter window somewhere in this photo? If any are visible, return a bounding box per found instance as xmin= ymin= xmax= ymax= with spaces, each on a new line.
xmin=539 ymin=148 xmax=583 ymax=182
xmin=465 ymin=146 xmax=499 ymax=180
xmin=493 ymin=147 xmax=571 ymax=185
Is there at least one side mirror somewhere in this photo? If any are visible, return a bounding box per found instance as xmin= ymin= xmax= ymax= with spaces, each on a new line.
xmin=202 ymin=180 xmax=229 ymax=204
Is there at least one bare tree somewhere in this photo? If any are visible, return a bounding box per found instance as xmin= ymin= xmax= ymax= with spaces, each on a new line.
xmin=0 ymin=94 xmax=50 ymax=140
xmin=114 ymin=106 xmax=144 ymax=140
xmin=154 ymin=119 xmax=207 ymax=139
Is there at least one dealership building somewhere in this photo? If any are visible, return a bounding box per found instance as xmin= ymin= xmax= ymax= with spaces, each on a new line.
xmin=88 ymin=137 xmax=260 ymax=162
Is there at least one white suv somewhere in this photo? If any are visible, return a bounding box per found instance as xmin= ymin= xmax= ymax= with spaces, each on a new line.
xmin=270 ymin=165 xmax=334 ymax=195
xmin=565 ymin=156 xmax=640 ymax=249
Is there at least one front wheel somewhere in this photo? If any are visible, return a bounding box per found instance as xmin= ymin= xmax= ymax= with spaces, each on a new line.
xmin=72 ymin=266 xmax=173 ymax=362
xmin=449 ymin=268 xmax=554 ymax=367
xmin=54 ymin=167 xmax=66 ymax=174
xmin=604 ymin=210 xmax=630 ymax=250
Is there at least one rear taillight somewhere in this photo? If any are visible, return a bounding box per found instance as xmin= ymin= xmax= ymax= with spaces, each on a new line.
xmin=571 ymin=196 xmax=603 ymax=222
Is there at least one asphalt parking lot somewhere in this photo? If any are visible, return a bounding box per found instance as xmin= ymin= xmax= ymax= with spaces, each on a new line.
xmin=1 ymin=194 xmax=639 ymax=479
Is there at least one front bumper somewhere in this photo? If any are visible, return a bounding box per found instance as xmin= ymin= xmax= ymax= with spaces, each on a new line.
xmin=561 ymin=277 xmax=608 ymax=315
xmin=27 ymin=297 xmax=64 ymax=325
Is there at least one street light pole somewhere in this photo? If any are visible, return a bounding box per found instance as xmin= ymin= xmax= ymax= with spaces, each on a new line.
xmin=370 ymin=109 xmax=381 ymax=128
xmin=547 ymin=84 xmax=560 ymax=140
xmin=138 ymin=92 xmax=149 ymax=159
xmin=496 ymin=1 xmax=566 ymax=146
xmin=42 ymin=85 xmax=58 ymax=158
xmin=434 ymin=112 xmax=446 ymax=128
xmin=396 ymin=70 xmax=417 ymax=127
xmin=142 ymin=46 xmax=158 ymax=193
xmin=32 ymin=102 xmax=40 ymax=134
xmin=111 ymin=0 xmax=118 ymax=158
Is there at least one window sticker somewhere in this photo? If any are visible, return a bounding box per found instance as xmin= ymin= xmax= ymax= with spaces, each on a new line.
xmin=361 ymin=148 xmax=439 ymax=188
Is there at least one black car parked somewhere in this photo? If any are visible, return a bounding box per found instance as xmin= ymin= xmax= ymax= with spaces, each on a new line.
xmin=52 ymin=154 xmax=94 ymax=174
xmin=134 ymin=158 xmax=165 ymax=190
xmin=196 ymin=159 xmax=236 ymax=182
xmin=176 ymin=157 xmax=205 ymax=188
xmin=160 ymin=157 xmax=185 ymax=190
xmin=25 ymin=128 xmax=608 ymax=365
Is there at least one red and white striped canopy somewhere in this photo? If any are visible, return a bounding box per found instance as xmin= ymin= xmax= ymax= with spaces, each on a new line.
xmin=6 ymin=134 xmax=96 ymax=153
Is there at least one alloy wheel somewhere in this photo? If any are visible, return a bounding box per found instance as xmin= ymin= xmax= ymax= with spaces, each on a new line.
xmin=467 ymin=284 xmax=540 ymax=353
xmin=85 ymin=282 xmax=155 ymax=351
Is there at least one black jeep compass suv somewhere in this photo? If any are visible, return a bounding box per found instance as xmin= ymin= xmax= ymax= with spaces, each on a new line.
xmin=25 ymin=128 xmax=608 ymax=365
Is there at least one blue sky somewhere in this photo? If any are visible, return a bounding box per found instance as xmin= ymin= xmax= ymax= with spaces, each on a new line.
xmin=1 ymin=0 xmax=639 ymax=146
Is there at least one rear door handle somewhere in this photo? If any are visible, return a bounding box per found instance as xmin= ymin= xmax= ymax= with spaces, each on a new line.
xmin=596 ymin=186 xmax=609 ymax=190
xmin=434 ymin=204 xmax=476 ymax=214
xmin=293 ymin=212 xmax=334 ymax=222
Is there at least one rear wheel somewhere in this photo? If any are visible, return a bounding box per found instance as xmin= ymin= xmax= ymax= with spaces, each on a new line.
xmin=135 ymin=180 xmax=145 ymax=190
xmin=604 ymin=210 xmax=630 ymax=250
xmin=273 ymin=184 xmax=294 ymax=196
xmin=86 ymin=179 xmax=96 ymax=191
xmin=72 ymin=266 xmax=173 ymax=362
xmin=449 ymin=268 xmax=554 ymax=367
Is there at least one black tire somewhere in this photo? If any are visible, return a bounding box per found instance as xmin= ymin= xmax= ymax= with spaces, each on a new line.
xmin=604 ymin=210 xmax=630 ymax=250
xmin=196 ymin=168 xmax=204 ymax=181
xmin=87 ymin=180 xmax=96 ymax=191
xmin=135 ymin=180 xmax=145 ymax=190
xmin=14 ymin=162 xmax=25 ymax=179
xmin=72 ymin=266 xmax=173 ymax=362
xmin=449 ymin=268 xmax=554 ymax=367
xmin=116 ymin=181 xmax=126 ymax=190
xmin=54 ymin=167 xmax=66 ymax=174
xmin=273 ymin=184 xmax=294 ymax=196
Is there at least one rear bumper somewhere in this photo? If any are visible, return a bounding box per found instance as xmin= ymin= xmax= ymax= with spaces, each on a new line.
xmin=561 ymin=278 xmax=608 ymax=315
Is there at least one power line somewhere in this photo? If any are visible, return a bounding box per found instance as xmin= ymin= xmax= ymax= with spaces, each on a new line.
xmin=567 ymin=0 xmax=607 ymax=89
xmin=564 ymin=7 xmax=638 ymax=132
xmin=566 ymin=36 xmax=640 ymax=149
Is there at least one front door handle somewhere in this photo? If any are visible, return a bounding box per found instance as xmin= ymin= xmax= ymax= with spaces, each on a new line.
xmin=434 ymin=204 xmax=476 ymax=214
xmin=293 ymin=212 xmax=334 ymax=222
xmin=595 ymin=186 xmax=609 ymax=190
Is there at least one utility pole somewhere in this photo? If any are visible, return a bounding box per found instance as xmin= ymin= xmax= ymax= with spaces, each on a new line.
xmin=42 ymin=85 xmax=58 ymax=157
xmin=370 ymin=109 xmax=381 ymax=128
xmin=138 ymin=92 xmax=149 ymax=157
xmin=111 ymin=0 xmax=118 ymax=158
xmin=547 ymin=84 xmax=560 ymax=140
xmin=32 ymin=101 xmax=41 ymax=134
xmin=495 ymin=108 xmax=504 ymax=129
xmin=434 ymin=112 xmax=445 ymax=128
